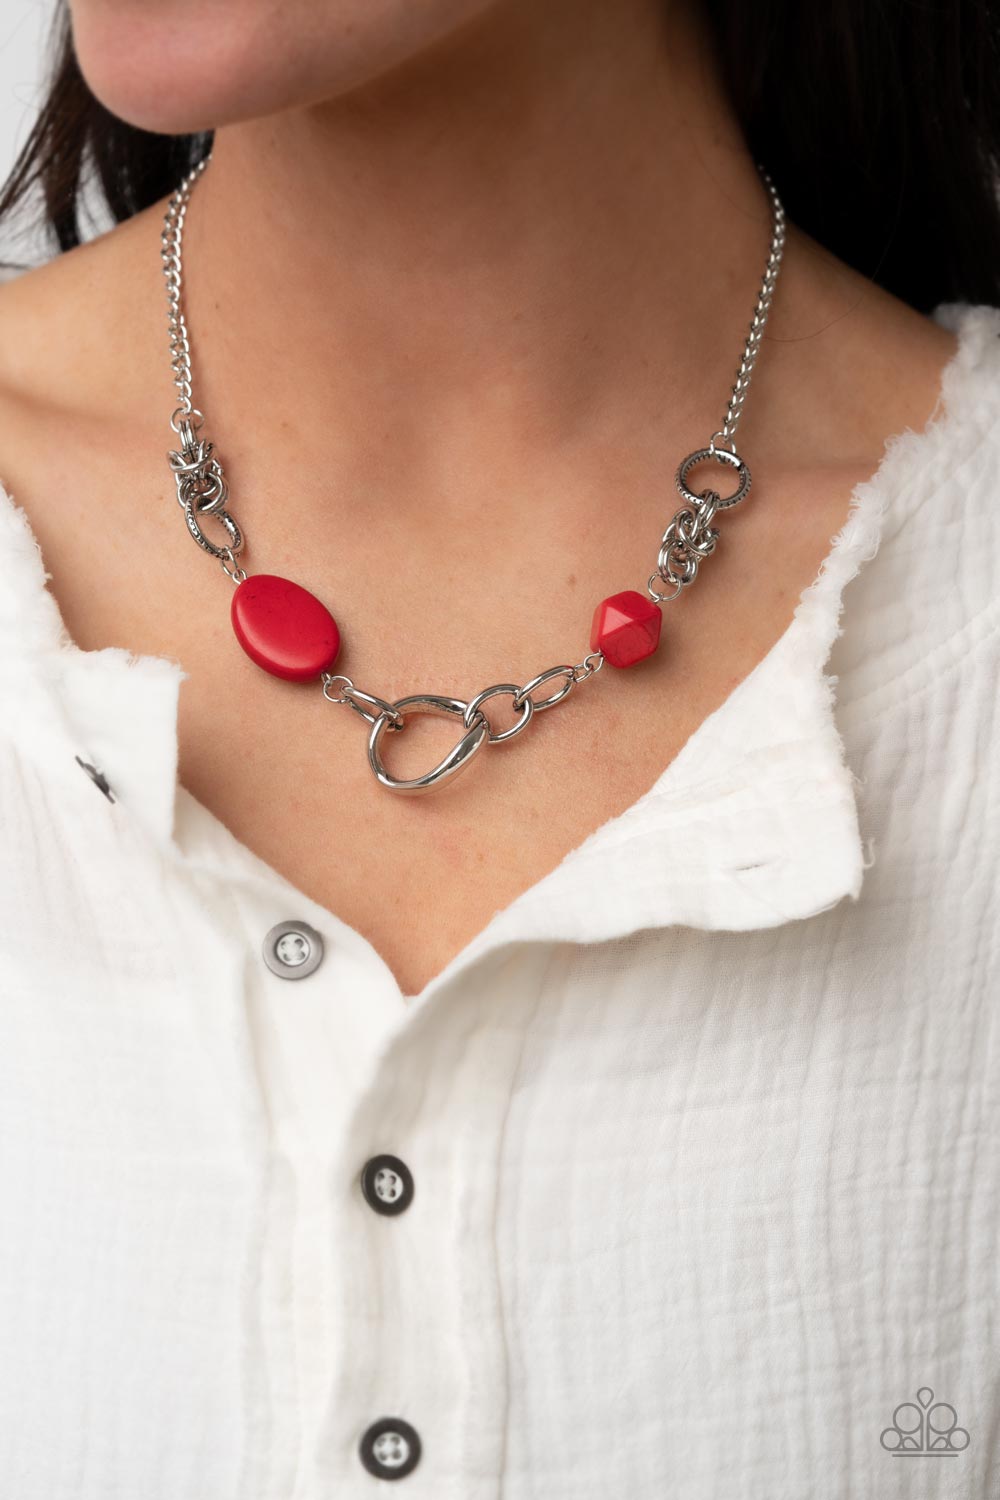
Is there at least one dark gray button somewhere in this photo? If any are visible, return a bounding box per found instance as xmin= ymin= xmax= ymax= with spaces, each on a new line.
xmin=262 ymin=920 xmax=324 ymax=979
xmin=75 ymin=755 xmax=115 ymax=802
xmin=359 ymin=1417 xmax=421 ymax=1480
xmin=360 ymin=1154 xmax=414 ymax=1216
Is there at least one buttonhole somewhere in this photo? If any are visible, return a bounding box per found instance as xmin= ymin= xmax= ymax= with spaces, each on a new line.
xmin=75 ymin=755 xmax=116 ymax=803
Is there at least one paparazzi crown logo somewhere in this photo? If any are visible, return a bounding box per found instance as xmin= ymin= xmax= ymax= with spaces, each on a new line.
xmin=880 ymin=1386 xmax=969 ymax=1457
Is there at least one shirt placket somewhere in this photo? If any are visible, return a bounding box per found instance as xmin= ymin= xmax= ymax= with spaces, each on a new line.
xmin=308 ymin=946 xmax=554 ymax=1496
xmin=228 ymin=858 xmax=553 ymax=1496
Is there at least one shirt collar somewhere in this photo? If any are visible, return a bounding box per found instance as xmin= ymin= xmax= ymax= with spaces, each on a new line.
xmin=0 ymin=489 xmax=185 ymax=849
xmin=0 ymin=461 xmax=878 ymax=969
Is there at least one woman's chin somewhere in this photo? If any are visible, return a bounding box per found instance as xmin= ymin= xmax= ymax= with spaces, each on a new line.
xmin=70 ymin=0 xmax=500 ymax=136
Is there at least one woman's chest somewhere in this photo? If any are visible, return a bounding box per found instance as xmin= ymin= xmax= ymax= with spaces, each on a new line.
xmin=0 ymin=409 xmax=877 ymax=999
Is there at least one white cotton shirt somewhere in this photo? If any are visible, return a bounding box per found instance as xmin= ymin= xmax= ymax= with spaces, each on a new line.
xmin=0 ymin=300 xmax=998 ymax=1500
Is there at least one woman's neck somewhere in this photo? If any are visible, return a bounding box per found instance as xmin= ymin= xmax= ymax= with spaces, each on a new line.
xmin=189 ymin=0 xmax=773 ymax=492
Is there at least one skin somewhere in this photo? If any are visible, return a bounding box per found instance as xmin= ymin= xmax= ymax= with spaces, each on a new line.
xmin=0 ymin=0 xmax=957 ymax=997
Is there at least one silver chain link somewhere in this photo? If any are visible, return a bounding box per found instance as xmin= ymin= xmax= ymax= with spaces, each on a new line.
xmin=711 ymin=171 xmax=786 ymax=455
xmin=161 ymin=155 xmax=210 ymax=434
xmin=162 ymin=157 xmax=785 ymax=793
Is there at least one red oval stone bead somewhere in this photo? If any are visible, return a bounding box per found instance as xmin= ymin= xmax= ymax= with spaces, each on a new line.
xmin=231 ymin=574 xmax=341 ymax=682
xmin=590 ymin=589 xmax=662 ymax=668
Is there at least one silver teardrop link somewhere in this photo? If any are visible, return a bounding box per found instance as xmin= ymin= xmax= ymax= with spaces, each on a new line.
xmin=368 ymin=695 xmax=490 ymax=795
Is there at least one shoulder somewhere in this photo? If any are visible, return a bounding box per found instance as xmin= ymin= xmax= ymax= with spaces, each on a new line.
xmin=772 ymin=232 xmax=1000 ymax=602
xmin=825 ymin=295 xmax=1000 ymax=711
xmin=0 ymin=202 xmax=170 ymax=524
xmin=764 ymin=229 xmax=977 ymax=470
xmin=0 ymin=202 xmax=167 ymax=471
xmin=931 ymin=300 xmax=1000 ymax=436
xmin=0 ymin=203 xmax=173 ymax=648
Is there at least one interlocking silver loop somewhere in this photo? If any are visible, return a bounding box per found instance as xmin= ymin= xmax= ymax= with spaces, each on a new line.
xmin=169 ymin=432 xmax=230 ymax=516
xmin=322 ymin=676 xmax=405 ymax=729
xmin=649 ymin=487 xmax=724 ymax=601
xmin=658 ymin=493 xmax=720 ymax=572
xmin=647 ymin=573 xmax=683 ymax=604
xmin=573 ymin=652 xmax=605 ymax=683
xmin=657 ymin=519 xmax=701 ymax=587
xmin=464 ymin=683 xmax=534 ymax=744
xmin=321 ymin=674 xmax=353 ymax=703
xmin=170 ymin=405 xmax=203 ymax=435
xmin=348 ymin=686 xmax=405 ymax=729
xmin=513 ymin=665 xmax=576 ymax=712
xmin=218 ymin=547 xmax=248 ymax=584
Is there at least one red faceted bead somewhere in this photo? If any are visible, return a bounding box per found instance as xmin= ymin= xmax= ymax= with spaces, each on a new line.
xmin=590 ymin=589 xmax=662 ymax=668
xmin=231 ymin=574 xmax=341 ymax=682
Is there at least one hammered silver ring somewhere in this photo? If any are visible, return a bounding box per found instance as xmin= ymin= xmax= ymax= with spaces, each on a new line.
xmin=184 ymin=502 xmax=242 ymax=559
xmin=676 ymin=447 xmax=751 ymax=510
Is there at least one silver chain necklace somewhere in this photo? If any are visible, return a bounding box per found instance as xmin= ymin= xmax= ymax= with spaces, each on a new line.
xmin=161 ymin=157 xmax=786 ymax=795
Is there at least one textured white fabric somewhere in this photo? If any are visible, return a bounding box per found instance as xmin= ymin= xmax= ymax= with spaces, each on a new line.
xmin=0 ymin=301 xmax=998 ymax=1499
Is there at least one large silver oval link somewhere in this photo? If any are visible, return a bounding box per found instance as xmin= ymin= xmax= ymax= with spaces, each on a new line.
xmin=368 ymin=695 xmax=489 ymax=795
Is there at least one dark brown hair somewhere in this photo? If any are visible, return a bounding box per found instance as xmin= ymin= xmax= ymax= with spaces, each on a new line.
xmin=3 ymin=0 xmax=1000 ymax=313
